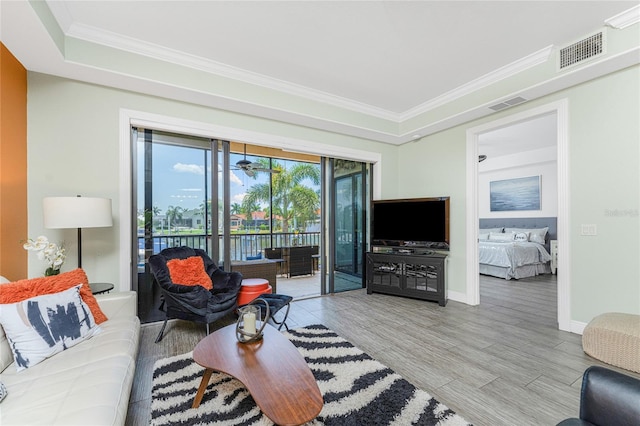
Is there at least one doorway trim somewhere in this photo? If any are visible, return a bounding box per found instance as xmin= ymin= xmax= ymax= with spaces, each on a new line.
xmin=118 ymin=108 xmax=382 ymax=291
xmin=465 ymin=99 xmax=570 ymax=332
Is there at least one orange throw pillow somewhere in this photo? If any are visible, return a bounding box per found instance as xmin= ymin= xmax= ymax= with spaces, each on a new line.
xmin=166 ymin=256 xmax=213 ymax=290
xmin=0 ymin=268 xmax=108 ymax=324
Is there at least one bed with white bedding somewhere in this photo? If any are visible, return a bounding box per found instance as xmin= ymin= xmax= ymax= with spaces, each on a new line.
xmin=478 ymin=239 xmax=551 ymax=279
xmin=478 ymin=218 xmax=556 ymax=280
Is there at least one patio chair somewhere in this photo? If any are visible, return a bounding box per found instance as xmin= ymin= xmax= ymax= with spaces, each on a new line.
xmin=265 ymin=247 xmax=282 ymax=260
xmin=288 ymin=246 xmax=315 ymax=277
xmin=149 ymin=246 xmax=243 ymax=342
xmin=265 ymin=247 xmax=285 ymax=276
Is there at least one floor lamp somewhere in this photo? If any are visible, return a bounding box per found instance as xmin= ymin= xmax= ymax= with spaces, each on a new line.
xmin=43 ymin=196 xmax=113 ymax=268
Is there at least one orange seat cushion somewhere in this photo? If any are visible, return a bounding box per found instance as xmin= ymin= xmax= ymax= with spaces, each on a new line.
xmin=238 ymin=279 xmax=272 ymax=306
xmin=0 ymin=268 xmax=108 ymax=324
xmin=166 ymin=256 xmax=213 ymax=290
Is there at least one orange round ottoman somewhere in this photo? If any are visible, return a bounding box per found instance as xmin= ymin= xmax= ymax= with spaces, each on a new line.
xmin=237 ymin=278 xmax=272 ymax=306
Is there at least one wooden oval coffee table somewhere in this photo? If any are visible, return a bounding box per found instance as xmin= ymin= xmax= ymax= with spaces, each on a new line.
xmin=192 ymin=324 xmax=323 ymax=426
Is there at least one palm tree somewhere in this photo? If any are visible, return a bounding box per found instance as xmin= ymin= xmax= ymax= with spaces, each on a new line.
xmin=230 ymin=203 xmax=242 ymax=215
xmin=165 ymin=205 xmax=184 ymax=231
xmin=195 ymin=200 xmax=214 ymax=231
xmin=242 ymin=199 xmax=262 ymax=232
xmin=152 ymin=206 xmax=163 ymax=233
xmin=243 ymin=160 xmax=320 ymax=234
xmin=196 ymin=201 xmax=206 ymax=217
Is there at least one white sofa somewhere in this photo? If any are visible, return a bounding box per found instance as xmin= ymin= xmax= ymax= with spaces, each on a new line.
xmin=0 ymin=291 xmax=140 ymax=425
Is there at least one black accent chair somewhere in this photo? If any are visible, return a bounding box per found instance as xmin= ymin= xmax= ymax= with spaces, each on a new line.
xmin=149 ymin=246 xmax=243 ymax=343
xmin=556 ymin=365 xmax=640 ymax=426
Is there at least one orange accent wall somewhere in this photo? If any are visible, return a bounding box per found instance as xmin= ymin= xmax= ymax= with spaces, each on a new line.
xmin=0 ymin=43 xmax=28 ymax=280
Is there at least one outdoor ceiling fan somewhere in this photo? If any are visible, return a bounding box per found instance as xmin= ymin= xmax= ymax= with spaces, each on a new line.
xmin=233 ymin=144 xmax=280 ymax=177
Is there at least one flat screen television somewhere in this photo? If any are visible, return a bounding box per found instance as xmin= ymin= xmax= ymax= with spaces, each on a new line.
xmin=371 ymin=197 xmax=450 ymax=250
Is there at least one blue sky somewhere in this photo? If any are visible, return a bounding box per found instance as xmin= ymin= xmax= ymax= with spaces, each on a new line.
xmin=136 ymin=142 xmax=317 ymax=216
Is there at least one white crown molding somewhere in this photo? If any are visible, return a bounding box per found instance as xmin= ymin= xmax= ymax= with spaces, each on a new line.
xmin=400 ymin=45 xmax=640 ymax=143
xmin=64 ymin=21 xmax=556 ymax=124
xmin=14 ymin=1 xmax=638 ymax=147
xmin=399 ymin=46 xmax=554 ymax=121
xmin=45 ymin=0 xmax=74 ymax=32
xmin=605 ymin=5 xmax=640 ymax=29
xmin=65 ymin=22 xmax=401 ymax=122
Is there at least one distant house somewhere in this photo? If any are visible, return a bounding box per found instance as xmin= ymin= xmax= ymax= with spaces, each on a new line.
xmin=234 ymin=211 xmax=269 ymax=231
xmin=230 ymin=214 xmax=243 ymax=231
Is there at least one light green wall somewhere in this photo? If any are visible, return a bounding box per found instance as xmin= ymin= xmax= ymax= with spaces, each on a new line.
xmin=394 ymin=128 xmax=468 ymax=297
xmin=26 ymin=65 xmax=638 ymax=325
xmin=26 ymin=73 xmax=398 ymax=284
xmin=397 ymin=65 xmax=640 ymax=323
xmin=567 ymin=65 xmax=639 ymax=321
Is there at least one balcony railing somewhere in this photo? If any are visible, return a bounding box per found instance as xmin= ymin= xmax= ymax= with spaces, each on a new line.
xmin=138 ymin=232 xmax=320 ymax=265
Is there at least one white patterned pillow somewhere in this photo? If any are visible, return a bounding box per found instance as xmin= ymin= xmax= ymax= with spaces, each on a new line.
xmin=489 ymin=232 xmax=515 ymax=242
xmin=505 ymin=227 xmax=548 ymax=245
xmin=0 ymin=381 xmax=6 ymax=403
xmin=529 ymin=227 xmax=548 ymax=245
xmin=0 ymin=285 xmax=101 ymax=372
xmin=514 ymin=232 xmax=530 ymax=242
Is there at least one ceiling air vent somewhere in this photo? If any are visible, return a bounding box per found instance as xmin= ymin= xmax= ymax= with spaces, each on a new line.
xmin=489 ymin=96 xmax=527 ymax=112
xmin=559 ymin=31 xmax=604 ymax=69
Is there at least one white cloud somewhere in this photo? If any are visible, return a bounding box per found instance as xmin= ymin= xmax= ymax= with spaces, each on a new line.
xmin=170 ymin=195 xmax=198 ymax=199
xmin=233 ymin=192 xmax=247 ymax=203
xmin=230 ymin=171 xmax=243 ymax=186
xmin=174 ymin=163 xmax=204 ymax=175
xmin=217 ymin=165 xmax=244 ymax=186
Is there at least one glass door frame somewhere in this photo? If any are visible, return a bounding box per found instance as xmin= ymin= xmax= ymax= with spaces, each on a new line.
xmin=131 ymin=127 xmax=216 ymax=322
xmin=327 ymin=159 xmax=369 ymax=293
xmin=130 ymin=126 xmax=373 ymax=310
xmin=212 ymin=139 xmax=232 ymax=269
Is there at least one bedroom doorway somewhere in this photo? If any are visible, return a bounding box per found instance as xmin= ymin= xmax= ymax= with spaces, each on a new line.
xmin=466 ymin=100 xmax=570 ymax=332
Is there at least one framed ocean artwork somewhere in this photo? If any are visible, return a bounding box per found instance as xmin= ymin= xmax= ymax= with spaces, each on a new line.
xmin=490 ymin=175 xmax=541 ymax=211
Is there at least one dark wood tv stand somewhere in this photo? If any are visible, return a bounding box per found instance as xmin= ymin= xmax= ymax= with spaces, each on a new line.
xmin=366 ymin=250 xmax=448 ymax=306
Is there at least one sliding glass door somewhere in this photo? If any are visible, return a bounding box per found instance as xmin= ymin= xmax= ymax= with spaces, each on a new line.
xmin=131 ymin=128 xmax=371 ymax=322
xmin=329 ymin=159 xmax=368 ymax=293
xmin=133 ymin=128 xmax=214 ymax=323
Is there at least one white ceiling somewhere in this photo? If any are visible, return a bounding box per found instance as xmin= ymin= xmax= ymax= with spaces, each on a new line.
xmin=478 ymin=113 xmax=557 ymax=159
xmin=1 ymin=1 xmax=638 ymax=144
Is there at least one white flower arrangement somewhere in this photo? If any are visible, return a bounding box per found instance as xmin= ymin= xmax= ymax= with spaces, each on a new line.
xmin=23 ymin=236 xmax=66 ymax=276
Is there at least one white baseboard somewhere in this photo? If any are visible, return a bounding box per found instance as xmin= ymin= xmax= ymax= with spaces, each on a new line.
xmin=447 ymin=290 xmax=469 ymax=304
xmin=571 ymin=320 xmax=588 ymax=335
xmin=447 ymin=289 xmax=587 ymax=335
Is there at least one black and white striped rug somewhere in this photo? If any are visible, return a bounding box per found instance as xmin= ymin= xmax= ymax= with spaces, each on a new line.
xmin=151 ymin=324 xmax=471 ymax=426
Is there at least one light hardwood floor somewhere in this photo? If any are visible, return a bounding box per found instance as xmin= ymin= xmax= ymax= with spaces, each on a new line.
xmin=126 ymin=274 xmax=638 ymax=425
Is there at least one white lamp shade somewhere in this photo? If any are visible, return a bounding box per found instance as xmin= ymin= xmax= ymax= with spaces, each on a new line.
xmin=43 ymin=197 xmax=113 ymax=229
